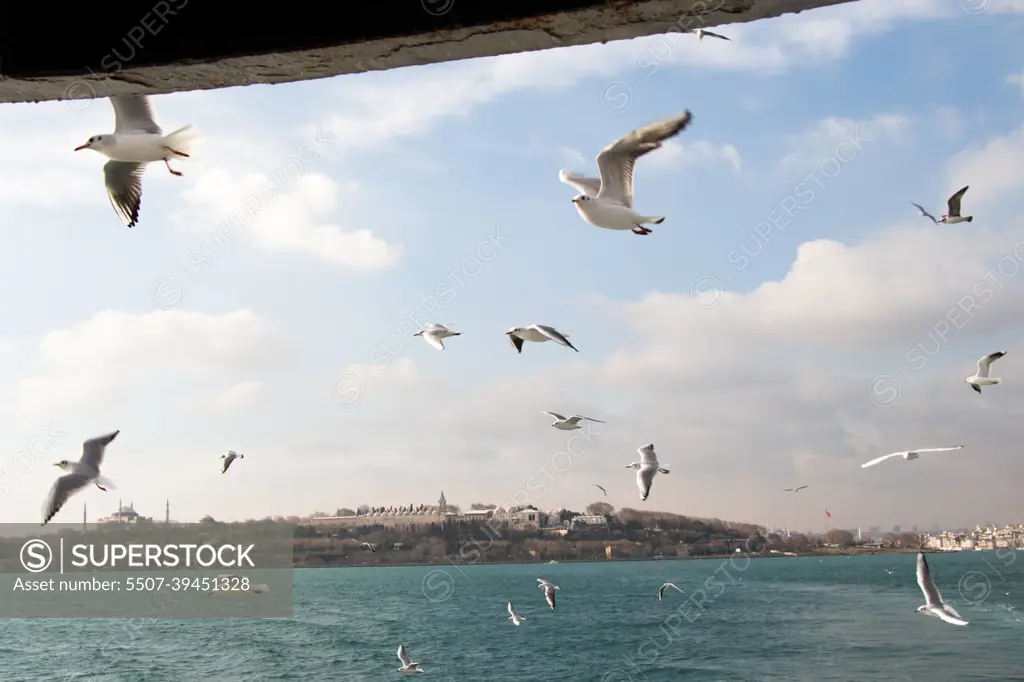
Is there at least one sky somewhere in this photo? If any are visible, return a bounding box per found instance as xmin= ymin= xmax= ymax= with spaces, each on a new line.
xmin=0 ymin=0 xmax=1023 ymax=533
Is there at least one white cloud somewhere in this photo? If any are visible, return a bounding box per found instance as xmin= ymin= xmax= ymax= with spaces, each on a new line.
xmin=779 ymin=114 xmax=908 ymax=173
xmin=947 ymin=124 xmax=1024 ymax=211
xmin=184 ymin=381 xmax=266 ymax=413
xmin=645 ymin=139 xmax=743 ymax=173
xmin=14 ymin=310 xmax=285 ymax=415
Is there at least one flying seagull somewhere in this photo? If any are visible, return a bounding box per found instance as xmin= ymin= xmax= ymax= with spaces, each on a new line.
xmin=396 ymin=645 xmax=424 ymax=673
xmin=73 ymin=95 xmax=198 ymax=228
xmin=914 ymin=187 xmax=973 ymax=225
xmin=413 ymin=323 xmax=462 ymax=351
xmin=860 ymin=445 xmax=964 ymax=469
xmin=626 ymin=443 xmax=670 ymax=501
xmin=541 ymin=412 xmax=606 ymax=430
xmin=966 ymin=351 xmax=1006 ymax=394
xmin=685 ymin=28 xmax=731 ymax=41
xmin=910 ymin=202 xmax=938 ymax=224
xmin=916 ymin=552 xmax=969 ymax=626
xmin=659 ymin=583 xmax=685 ymax=600
xmin=559 ymin=110 xmax=693 ymax=235
xmin=782 ymin=485 xmax=808 ymax=493
xmin=592 ymin=484 xmax=607 ymax=496
xmin=361 ymin=542 xmax=377 ymax=553
xmin=507 ymin=324 xmax=578 ymax=353
xmin=220 ymin=451 xmax=244 ymax=474
xmin=43 ymin=431 xmax=119 ymax=526
xmin=507 ymin=601 xmax=525 ymax=626
xmin=537 ymin=578 xmax=560 ymax=610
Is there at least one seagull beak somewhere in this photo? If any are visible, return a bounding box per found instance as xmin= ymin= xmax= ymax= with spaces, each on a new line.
xmin=571 ymin=197 xmax=580 ymax=204
xmin=74 ymin=143 xmax=89 ymax=151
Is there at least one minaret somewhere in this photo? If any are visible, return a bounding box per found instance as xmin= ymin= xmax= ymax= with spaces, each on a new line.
xmin=438 ymin=491 xmax=447 ymax=515
xmin=165 ymin=499 xmax=170 ymax=524
xmin=83 ymin=502 xmax=87 ymax=531
xmin=118 ymin=497 xmax=123 ymax=522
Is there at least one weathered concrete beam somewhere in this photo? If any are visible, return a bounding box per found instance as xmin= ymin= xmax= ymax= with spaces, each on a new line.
xmin=0 ymin=0 xmax=855 ymax=104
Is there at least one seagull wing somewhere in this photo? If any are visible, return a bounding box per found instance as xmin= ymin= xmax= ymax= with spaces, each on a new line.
xmin=917 ymin=553 xmax=944 ymax=608
xmin=571 ymin=415 xmax=606 ymax=423
xmin=911 ymin=202 xmax=938 ymax=223
xmin=509 ymin=334 xmax=524 ymax=354
xmin=104 ymin=161 xmax=146 ymax=228
xmin=542 ymin=412 xmax=567 ymax=421
xmin=532 ymin=325 xmax=578 ymax=351
xmin=593 ymin=484 xmax=607 ymax=496
xmin=946 ymin=186 xmax=969 ymax=217
xmin=934 ymin=608 xmax=969 ymax=626
xmin=702 ymin=30 xmax=731 ymax=40
xmin=782 ymin=488 xmax=794 ymax=492
xmin=976 ymin=350 xmax=1006 ymax=377
xmin=222 ymin=455 xmax=234 ymax=474
xmin=638 ymin=444 xmax=658 ymax=464
xmin=637 ymin=466 xmax=656 ymax=501
xmin=43 ymin=473 xmax=91 ymax=525
xmin=911 ymin=446 xmax=964 ymax=454
xmin=81 ymin=430 xmax=119 ymax=470
xmin=545 ymin=585 xmax=556 ymax=610
xmin=860 ymin=452 xmax=905 ymax=468
xmin=795 ymin=485 xmax=808 ymax=491
xmin=397 ymin=645 xmax=412 ymax=667
xmin=507 ymin=601 xmax=519 ymax=618
xmin=595 ymin=111 xmax=693 ymax=208
xmin=110 ymin=95 xmax=163 ymax=135
xmin=558 ymin=169 xmax=602 ymax=198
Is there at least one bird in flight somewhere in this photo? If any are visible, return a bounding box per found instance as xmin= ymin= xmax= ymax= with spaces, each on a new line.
xmin=507 ymin=324 xmax=578 ymax=353
xmin=541 ymin=412 xmax=605 ymax=431
xmin=220 ymin=450 xmax=244 ymax=474
xmin=396 ymin=644 xmax=424 ymax=673
xmin=413 ymin=323 xmax=462 ymax=351
xmin=916 ymin=553 xmax=968 ymax=626
xmin=966 ymin=350 xmax=1006 ymax=394
xmin=685 ymin=28 xmax=731 ymax=41
xmin=537 ymin=578 xmax=559 ymax=610
xmin=361 ymin=542 xmax=377 ymax=553
xmin=592 ymin=484 xmax=607 ymax=496
xmin=782 ymin=485 xmax=808 ymax=493
xmin=658 ymin=583 xmax=685 ymax=600
xmin=559 ymin=110 xmax=693 ymax=236
xmin=507 ymin=601 xmax=525 ymax=626
xmin=43 ymin=431 xmax=120 ymax=526
xmin=911 ymin=186 xmax=973 ymax=225
xmin=627 ymin=443 xmax=670 ymax=501
xmin=860 ymin=446 xmax=964 ymax=469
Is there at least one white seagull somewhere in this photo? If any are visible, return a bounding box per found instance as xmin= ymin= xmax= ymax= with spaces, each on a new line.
xmin=860 ymin=445 xmax=964 ymax=469
xmin=361 ymin=542 xmax=378 ymax=553
xmin=74 ymin=95 xmax=198 ymax=228
xmin=916 ymin=552 xmax=969 ymax=626
xmin=396 ymin=645 xmax=424 ymax=673
xmin=537 ymin=578 xmax=560 ymax=610
xmin=559 ymin=110 xmax=693 ymax=236
xmin=685 ymin=28 xmax=731 ymax=41
xmin=658 ymin=583 xmax=685 ymax=600
xmin=626 ymin=443 xmax=670 ymax=501
xmin=782 ymin=485 xmax=808 ymax=493
xmin=966 ymin=351 xmax=1006 ymax=394
xmin=913 ymin=187 xmax=973 ymax=225
xmin=220 ymin=451 xmax=244 ymax=474
xmin=413 ymin=323 xmax=462 ymax=351
xmin=507 ymin=601 xmax=526 ymax=626
xmin=592 ymin=484 xmax=607 ymax=496
xmin=507 ymin=324 xmax=578 ymax=353
xmin=43 ymin=431 xmax=119 ymax=526
xmin=540 ymin=412 xmax=606 ymax=430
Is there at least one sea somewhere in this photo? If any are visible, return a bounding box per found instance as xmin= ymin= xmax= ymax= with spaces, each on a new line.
xmin=2 ymin=551 xmax=1021 ymax=681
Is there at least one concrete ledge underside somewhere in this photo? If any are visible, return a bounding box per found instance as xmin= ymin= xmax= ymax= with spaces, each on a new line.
xmin=0 ymin=0 xmax=854 ymax=104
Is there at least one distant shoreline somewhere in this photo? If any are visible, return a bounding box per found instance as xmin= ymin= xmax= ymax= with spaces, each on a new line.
xmin=292 ymin=546 xmax=922 ymax=569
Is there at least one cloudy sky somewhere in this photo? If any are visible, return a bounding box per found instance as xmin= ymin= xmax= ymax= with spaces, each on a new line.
xmin=1 ymin=0 xmax=1022 ymax=532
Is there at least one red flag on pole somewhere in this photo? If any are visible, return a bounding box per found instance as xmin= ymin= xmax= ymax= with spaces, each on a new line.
xmin=825 ymin=509 xmax=831 ymax=518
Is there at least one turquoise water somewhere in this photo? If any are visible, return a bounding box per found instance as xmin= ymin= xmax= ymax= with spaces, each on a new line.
xmin=2 ymin=552 xmax=1021 ymax=681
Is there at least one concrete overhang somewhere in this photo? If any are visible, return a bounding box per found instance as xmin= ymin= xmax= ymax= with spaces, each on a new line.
xmin=0 ymin=0 xmax=855 ymax=105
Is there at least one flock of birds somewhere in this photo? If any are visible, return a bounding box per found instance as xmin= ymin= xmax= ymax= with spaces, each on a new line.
xmin=26 ymin=27 xmax=997 ymax=675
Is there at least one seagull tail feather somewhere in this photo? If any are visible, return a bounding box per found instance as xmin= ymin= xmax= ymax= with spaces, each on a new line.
xmin=965 ymin=216 xmax=973 ymax=222
xmin=163 ymin=124 xmax=200 ymax=156
xmin=648 ymin=216 xmax=666 ymax=224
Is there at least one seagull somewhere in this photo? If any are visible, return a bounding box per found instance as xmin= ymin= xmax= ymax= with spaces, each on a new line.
xmin=220 ymin=451 xmax=244 ymax=474
xmin=537 ymin=578 xmax=560 ymax=610
xmin=860 ymin=445 xmax=964 ymax=469
xmin=507 ymin=324 xmax=578 ymax=353
xmin=939 ymin=186 xmax=973 ymax=224
xmin=413 ymin=323 xmax=461 ymax=351
xmin=626 ymin=443 xmax=670 ymax=501
xmin=396 ymin=645 xmax=424 ymax=673
xmin=73 ymin=95 xmax=198 ymax=228
xmin=507 ymin=601 xmax=526 ymax=626
xmin=43 ymin=431 xmax=119 ymax=526
xmin=885 ymin=569 xmax=895 ymax=575
xmin=782 ymin=486 xmax=808 ymax=492
xmin=685 ymin=28 xmax=731 ymax=41
xmin=910 ymin=202 xmax=938 ymax=224
xmin=559 ymin=110 xmax=693 ymax=235
xmin=592 ymin=484 xmax=607 ymax=496
xmin=541 ymin=412 xmax=606 ymax=430
xmin=361 ymin=542 xmax=377 ymax=553
xmin=916 ymin=553 xmax=969 ymax=626
xmin=966 ymin=351 xmax=1006 ymax=394
xmin=659 ymin=583 xmax=685 ymax=600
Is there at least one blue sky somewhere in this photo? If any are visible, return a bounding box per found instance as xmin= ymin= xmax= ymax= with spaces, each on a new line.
xmin=0 ymin=0 xmax=1023 ymax=531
